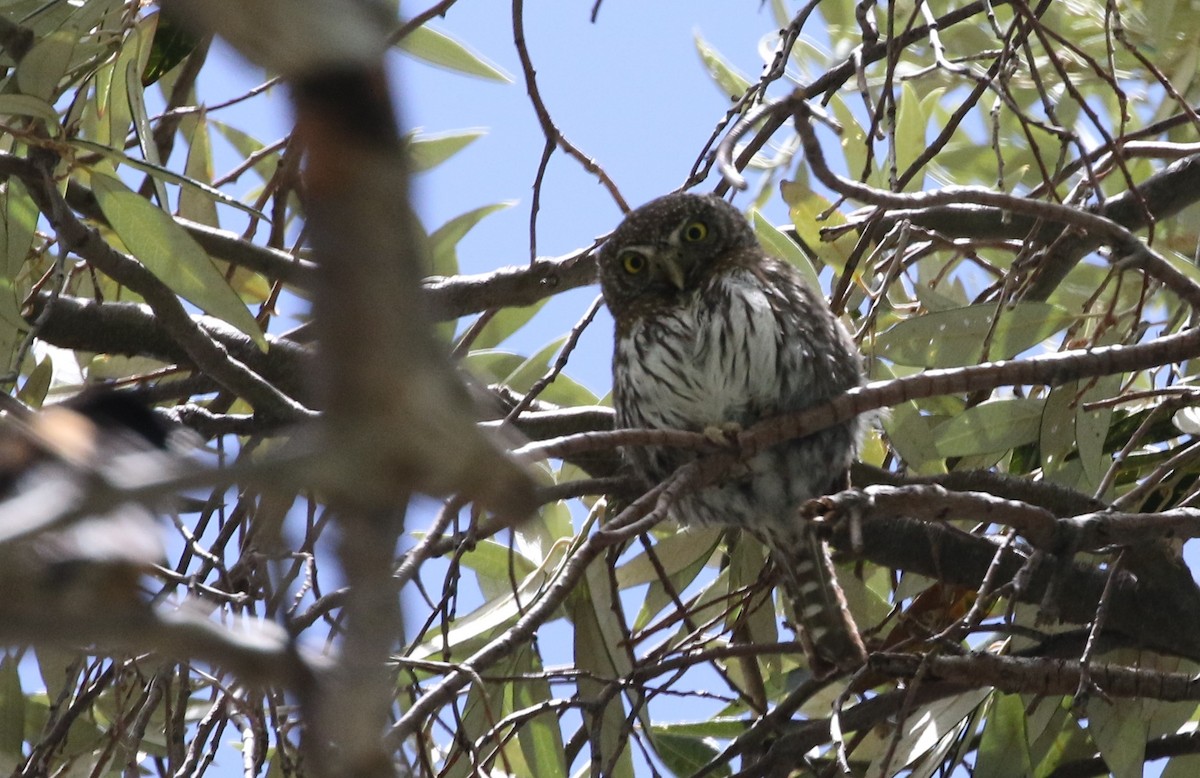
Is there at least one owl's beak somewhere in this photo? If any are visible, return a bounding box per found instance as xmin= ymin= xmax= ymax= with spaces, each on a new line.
xmin=657 ymin=256 xmax=687 ymax=290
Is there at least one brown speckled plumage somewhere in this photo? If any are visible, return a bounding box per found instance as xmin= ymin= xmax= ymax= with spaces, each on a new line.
xmin=599 ymin=192 xmax=867 ymax=676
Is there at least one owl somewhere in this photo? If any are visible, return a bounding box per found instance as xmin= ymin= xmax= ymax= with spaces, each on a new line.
xmin=599 ymin=192 xmax=867 ymax=676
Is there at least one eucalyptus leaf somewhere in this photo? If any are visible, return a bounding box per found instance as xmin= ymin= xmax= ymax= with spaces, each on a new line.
xmin=0 ymin=94 xmax=60 ymax=131
xmin=90 ymin=172 xmax=267 ymax=349
xmin=750 ymin=210 xmax=820 ymax=291
xmin=694 ymin=32 xmax=750 ymax=99
xmin=396 ymin=25 xmax=511 ymax=82
xmin=875 ymin=303 xmax=1074 ymax=368
xmin=0 ymin=657 xmax=24 ymax=758
xmin=652 ymin=732 xmax=727 ymax=778
xmin=72 ymin=139 xmax=268 ymax=220
xmin=934 ymin=398 xmax=1044 ymax=457
xmin=975 ymin=693 xmax=1032 ymax=778
xmin=407 ymin=128 xmax=486 ymax=172
xmin=428 ymin=201 xmax=513 ymax=277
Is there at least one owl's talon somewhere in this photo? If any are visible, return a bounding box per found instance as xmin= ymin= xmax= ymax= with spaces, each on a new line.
xmin=800 ymin=490 xmax=871 ymax=552
xmin=702 ymin=421 xmax=743 ymax=447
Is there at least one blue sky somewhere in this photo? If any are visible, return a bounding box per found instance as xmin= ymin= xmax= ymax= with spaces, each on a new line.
xmin=208 ymin=2 xmax=792 ymax=395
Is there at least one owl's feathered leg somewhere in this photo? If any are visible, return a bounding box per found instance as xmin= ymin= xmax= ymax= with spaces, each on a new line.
xmin=769 ymin=526 xmax=867 ymax=678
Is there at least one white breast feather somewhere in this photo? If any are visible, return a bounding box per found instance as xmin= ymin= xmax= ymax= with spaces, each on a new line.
xmin=620 ymin=271 xmax=784 ymax=430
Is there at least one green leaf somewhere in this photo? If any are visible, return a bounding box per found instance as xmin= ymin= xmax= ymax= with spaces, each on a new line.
xmin=90 ymin=172 xmax=267 ymax=349
xmin=619 ymin=528 xmax=721 ymax=631
xmin=874 ymin=303 xmax=1074 ymax=368
xmin=882 ymin=401 xmax=950 ymax=474
xmin=106 ymin=17 xmax=155 ymax=151
xmin=1076 ymin=374 xmax=1121 ymax=489
xmin=1087 ymin=692 xmax=1148 ymax=778
xmin=694 ymin=32 xmax=750 ymax=99
xmin=470 ymin=300 xmax=545 ymax=351
xmin=499 ymin=336 xmax=596 ymax=406
xmin=17 ymin=358 xmax=51 ymax=408
xmin=651 ymin=732 xmax=727 ymax=777
xmin=126 ymin=43 xmax=169 ymax=209
xmin=179 ymin=113 xmax=219 ymax=226
xmin=428 ymin=201 xmax=513 ymax=277
xmin=865 ymin=689 xmax=990 ymax=775
xmin=780 ymin=180 xmax=855 ymax=274
xmin=570 ymin=561 xmax=635 ymax=778
xmin=0 ymin=94 xmax=60 ymax=132
xmin=651 ymin=718 xmax=749 ymax=740
xmin=16 ymin=29 xmax=75 ymax=101
xmin=512 ymin=647 xmax=567 ymax=778
xmin=406 ymin=539 xmax=566 ymax=662
xmin=750 ymin=210 xmax=820 ymax=290
xmin=407 ymin=128 xmax=485 ymax=173
xmin=934 ymin=398 xmax=1045 ymax=457
xmin=976 ymin=693 xmax=1032 ymax=778
xmin=2 ymin=177 xmax=38 ymax=280
xmin=210 ymin=121 xmax=278 ymax=183
xmin=71 ymin=139 xmax=267 ymax=221
xmin=141 ymin=13 xmax=198 ymax=86
xmin=396 ymin=26 xmax=511 ymax=82
xmin=455 ymin=538 xmax=539 ymax=601
xmin=0 ymin=656 xmax=25 ymax=758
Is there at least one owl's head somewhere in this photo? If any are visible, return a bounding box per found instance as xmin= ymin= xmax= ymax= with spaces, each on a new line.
xmin=598 ymin=192 xmax=757 ymax=317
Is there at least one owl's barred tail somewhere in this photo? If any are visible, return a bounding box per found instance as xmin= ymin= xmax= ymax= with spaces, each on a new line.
xmin=770 ymin=529 xmax=867 ymax=677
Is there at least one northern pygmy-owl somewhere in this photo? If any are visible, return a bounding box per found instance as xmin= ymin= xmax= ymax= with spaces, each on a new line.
xmin=599 ymin=192 xmax=867 ymax=676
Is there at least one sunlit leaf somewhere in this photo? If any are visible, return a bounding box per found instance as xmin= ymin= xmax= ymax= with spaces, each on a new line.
xmin=935 ymin=398 xmax=1044 ymax=457
xmin=652 ymin=732 xmax=726 ymax=777
xmin=407 ymin=128 xmax=486 ymax=172
xmin=751 ymin=210 xmax=820 ymax=290
xmin=694 ymin=32 xmax=750 ymax=99
xmin=71 ymin=138 xmax=267 ymax=220
xmin=0 ymin=94 xmax=59 ymax=132
xmin=90 ymin=172 xmax=267 ymax=349
xmin=469 ymin=299 xmax=545 ymax=351
xmin=428 ymin=201 xmax=514 ymax=277
xmin=16 ymin=30 xmax=74 ymax=101
xmin=780 ymin=180 xmax=856 ymax=273
xmin=975 ymin=693 xmax=1032 ymax=778
xmin=875 ymin=303 xmax=1074 ymax=368
xmin=396 ymin=25 xmax=511 ymax=82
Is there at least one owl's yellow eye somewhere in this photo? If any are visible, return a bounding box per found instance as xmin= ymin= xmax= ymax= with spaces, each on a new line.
xmin=682 ymin=221 xmax=709 ymax=242
xmin=621 ymin=252 xmax=647 ymax=274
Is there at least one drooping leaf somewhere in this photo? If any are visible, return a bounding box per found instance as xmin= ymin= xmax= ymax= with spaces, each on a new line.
xmin=750 ymin=210 xmax=820 ymax=291
xmin=407 ymin=128 xmax=486 ymax=173
xmin=396 ymin=25 xmax=511 ymax=82
xmin=90 ymin=172 xmax=267 ymax=349
xmin=16 ymin=29 xmax=75 ymax=101
xmin=975 ymin=693 xmax=1033 ymax=778
xmin=0 ymin=656 xmax=25 ymax=758
xmin=71 ymin=139 xmax=267 ymax=220
xmin=571 ymin=561 xmax=635 ymax=778
xmin=141 ymin=13 xmax=198 ymax=85
xmin=780 ymin=180 xmax=856 ymax=274
xmin=512 ymin=647 xmax=567 ymax=778
xmin=935 ymin=398 xmax=1045 ymax=457
xmin=0 ymin=95 xmax=59 ymax=132
xmin=428 ymin=201 xmax=514 ymax=277
xmin=179 ymin=112 xmax=219 ymax=226
xmin=651 ymin=732 xmax=727 ymax=778
xmin=874 ymin=303 xmax=1074 ymax=368
xmin=694 ymin=32 xmax=750 ymax=99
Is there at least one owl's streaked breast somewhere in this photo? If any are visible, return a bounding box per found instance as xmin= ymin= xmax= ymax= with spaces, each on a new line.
xmin=611 ymin=264 xmax=859 ymax=529
xmin=616 ymin=269 xmax=792 ymax=430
